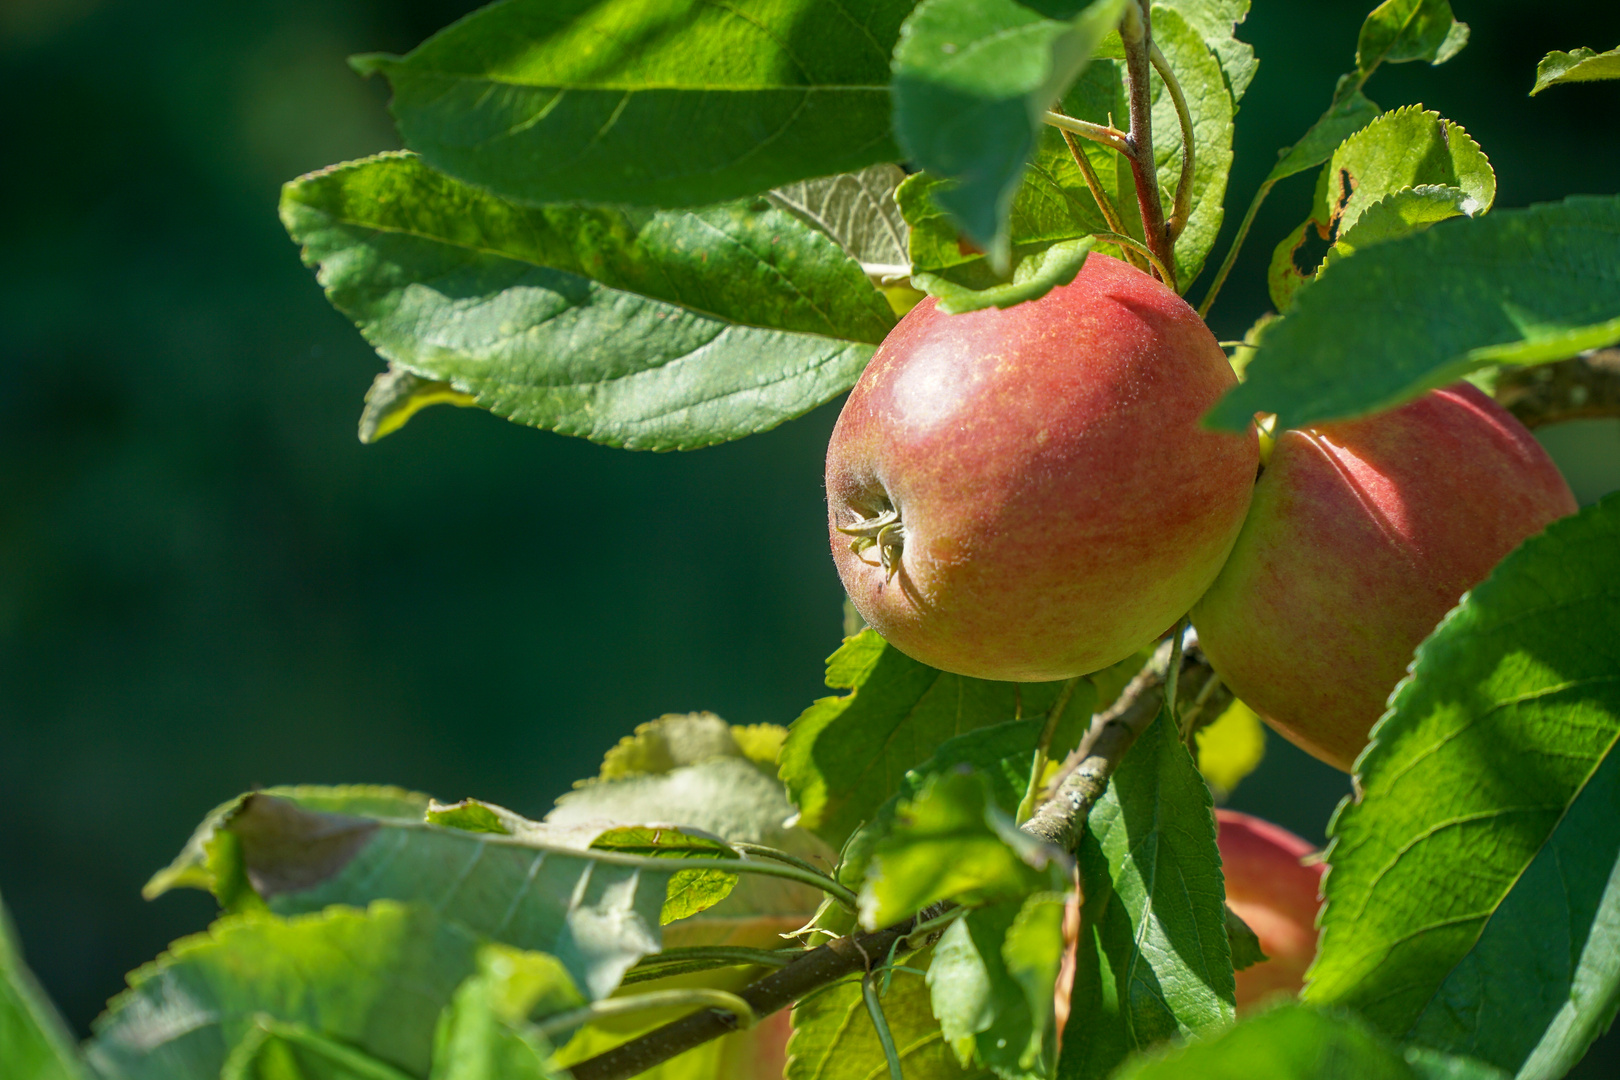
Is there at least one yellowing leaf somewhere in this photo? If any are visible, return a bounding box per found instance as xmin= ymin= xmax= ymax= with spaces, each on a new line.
xmin=1196 ymin=699 xmax=1265 ymax=797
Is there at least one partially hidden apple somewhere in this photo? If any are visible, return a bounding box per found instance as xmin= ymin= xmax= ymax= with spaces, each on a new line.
xmin=1218 ymin=808 xmax=1325 ymax=1008
xmin=1192 ymin=383 xmax=1577 ymax=771
xmin=825 ymin=254 xmax=1259 ymax=682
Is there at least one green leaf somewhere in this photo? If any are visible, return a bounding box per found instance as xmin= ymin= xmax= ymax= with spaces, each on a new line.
xmin=768 ymin=165 xmax=912 ymax=272
xmin=1264 ymin=87 xmax=1381 ymax=185
xmin=781 ymin=631 xmax=1069 ymax=852
xmin=1108 ymin=1003 xmax=1424 ymax=1079
xmin=1194 ymin=698 xmax=1265 ymax=797
xmin=899 ymin=0 xmax=1239 ymax=298
xmin=891 ymin=0 xmax=1126 ymax=271
xmin=1206 ymin=194 xmax=1620 ymax=432
xmin=787 ymin=947 xmax=979 ymax=1080
xmin=860 ymin=769 xmax=1071 ymax=928
xmin=1531 ymin=46 xmax=1620 ymax=94
xmin=930 ymin=893 xmax=1068 ymax=1079
xmin=914 ymin=238 xmax=1096 ymax=314
xmin=357 ymin=363 xmax=476 ymax=444
xmin=145 ymin=785 xmax=432 ymax=905
xmin=1162 ymin=0 xmax=1256 ymax=108
xmin=1266 ymin=107 xmax=1494 ymax=312
xmin=548 ymin=713 xmax=835 ymax=944
xmin=1355 ymin=0 xmax=1468 ymax=75
xmin=0 ymin=889 xmax=91 ymax=1080
xmin=353 ymin=0 xmax=913 ymax=209
xmin=156 ymin=793 xmax=678 ymax=1000
xmin=282 ymin=153 xmax=893 ymax=451
xmin=1058 ymin=708 xmax=1234 ymax=1080
xmin=1224 ymin=905 xmax=1267 ymax=972
xmin=1306 ymin=494 xmax=1620 ymax=1078
xmin=221 ymin=1019 xmax=419 ymax=1080
xmin=429 ymin=946 xmax=578 ymax=1080
xmin=85 ymin=903 xmax=486 ymax=1080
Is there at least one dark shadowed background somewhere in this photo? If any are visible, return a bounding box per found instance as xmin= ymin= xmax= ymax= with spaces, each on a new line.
xmin=3 ymin=0 xmax=1618 ymax=1066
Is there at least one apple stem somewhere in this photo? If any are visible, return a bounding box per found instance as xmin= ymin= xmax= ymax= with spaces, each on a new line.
xmin=1119 ymin=1 xmax=1177 ymax=291
xmin=1150 ymin=42 xmax=1197 ymax=243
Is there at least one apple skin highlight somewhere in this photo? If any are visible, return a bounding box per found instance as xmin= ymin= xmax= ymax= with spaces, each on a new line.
xmin=1193 ymin=383 xmax=1577 ymax=772
xmin=826 ymin=254 xmax=1258 ymax=682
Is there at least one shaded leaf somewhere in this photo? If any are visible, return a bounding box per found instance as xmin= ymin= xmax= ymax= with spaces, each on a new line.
xmin=355 ymin=0 xmax=913 ymax=209
xmin=1225 ymin=906 xmax=1267 ymax=972
xmin=1207 ymin=194 xmax=1620 ymax=432
xmin=890 ymin=0 xmax=1126 ymax=270
xmin=1355 ymin=0 xmax=1468 ymax=75
xmin=1059 ymin=709 xmax=1234 ymax=1079
xmin=860 ymin=769 xmax=1070 ymax=928
xmin=222 ymin=1019 xmax=419 ymax=1080
xmin=0 ymin=889 xmax=90 ymax=1080
xmin=781 ymin=631 xmax=1068 ymax=852
xmin=145 ymin=785 xmax=432 ymax=905
xmin=357 ymin=363 xmax=476 ymax=444
xmin=1267 ymin=107 xmax=1493 ymax=312
xmin=156 ymin=793 xmax=676 ymax=1000
xmin=787 ymin=947 xmax=980 ymax=1080
xmin=1307 ymin=494 xmax=1620 ymax=1079
xmin=769 ymin=165 xmax=911 ymax=272
xmin=282 ymin=153 xmax=892 ymax=451
xmin=85 ymin=903 xmax=484 ymax=1080
xmin=1531 ymin=46 xmax=1620 ymax=94
xmin=930 ymin=893 xmax=1068 ymax=1079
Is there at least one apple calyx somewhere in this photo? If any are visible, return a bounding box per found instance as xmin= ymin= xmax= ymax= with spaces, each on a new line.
xmin=837 ymin=504 xmax=905 ymax=579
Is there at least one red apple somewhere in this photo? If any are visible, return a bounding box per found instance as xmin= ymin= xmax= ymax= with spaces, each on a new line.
xmin=825 ymin=255 xmax=1258 ymax=681
xmin=1191 ymin=383 xmax=1577 ymax=771
xmin=1218 ymin=809 xmax=1325 ymax=1008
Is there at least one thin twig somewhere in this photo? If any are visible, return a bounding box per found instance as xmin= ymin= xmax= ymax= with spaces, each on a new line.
xmin=1149 ymin=42 xmax=1196 ymax=242
xmin=730 ymin=842 xmax=836 ymax=882
xmin=533 ymin=988 xmax=757 ymax=1041
xmin=570 ymin=650 xmax=1210 ymax=1080
xmin=1196 ymin=178 xmax=1272 ymax=319
xmin=1042 ymin=110 xmax=1131 ymax=154
xmin=1017 ymin=677 xmax=1085 ymax=823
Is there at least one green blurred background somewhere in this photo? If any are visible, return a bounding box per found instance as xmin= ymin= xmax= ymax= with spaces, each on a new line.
xmin=2 ymin=0 xmax=1617 ymax=1063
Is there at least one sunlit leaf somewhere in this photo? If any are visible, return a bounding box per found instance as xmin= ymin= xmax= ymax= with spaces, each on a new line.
xmin=1267 ymin=107 xmax=1493 ymax=311
xmin=781 ymin=631 xmax=1069 ymax=852
xmin=86 ymin=903 xmax=484 ymax=1080
xmin=768 ymin=165 xmax=911 ymax=272
xmin=283 ymin=153 xmax=893 ymax=451
xmin=1531 ymin=46 xmax=1620 ymax=94
xmin=891 ymin=0 xmax=1126 ymax=270
xmin=930 ymin=893 xmax=1068 ymax=1079
xmin=221 ymin=1019 xmax=419 ymax=1080
xmin=860 ymin=769 xmax=1070 ymax=928
xmin=1207 ymin=194 xmax=1620 ymax=432
xmin=1194 ymin=698 xmax=1265 ymax=797
xmin=1355 ymin=0 xmax=1468 ymax=75
xmin=1308 ymin=495 xmax=1620 ymax=1078
xmin=1059 ymin=708 xmax=1234 ymax=1079
xmin=354 ymin=0 xmax=913 ymax=209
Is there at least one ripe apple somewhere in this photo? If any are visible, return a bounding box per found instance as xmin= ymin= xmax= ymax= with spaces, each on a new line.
xmin=1217 ymin=809 xmax=1325 ymax=1008
xmin=825 ymin=255 xmax=1259 ymax=682
xmin=1192 ymin=384 xmax=1578 ymax=771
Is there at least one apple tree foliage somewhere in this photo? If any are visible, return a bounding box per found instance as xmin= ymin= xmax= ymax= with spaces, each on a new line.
xmin=4 ymin=1 xmax=1620 ymax=1079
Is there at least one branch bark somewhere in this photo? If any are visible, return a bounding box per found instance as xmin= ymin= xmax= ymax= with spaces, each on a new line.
xmin=1494 ymin=349 xmax=1620 ymax=429
xmin=1118 ymin=1 xmax=1175 ymax=290
xmin=569 ymin=640 xmax=1223 ymax=1080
